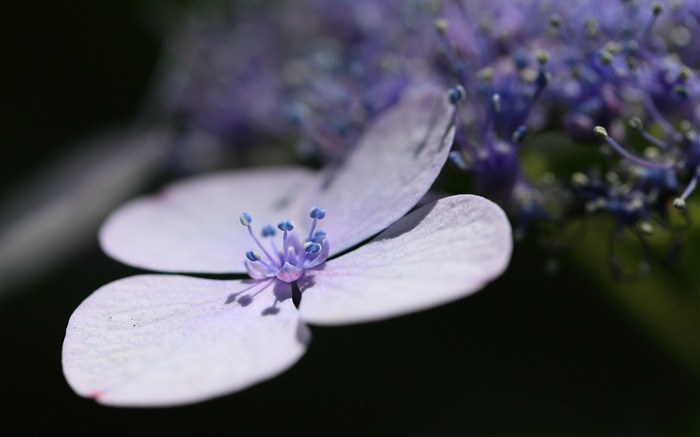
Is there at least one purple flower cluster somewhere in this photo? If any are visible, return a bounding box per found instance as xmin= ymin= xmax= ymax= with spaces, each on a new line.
xmin=151 ymin=2 xmax=438 ymax=166
xmin=151 ymin=1 xmax=697 ymax=274
xmin=426 ymin=0 xmax=699 ymax=277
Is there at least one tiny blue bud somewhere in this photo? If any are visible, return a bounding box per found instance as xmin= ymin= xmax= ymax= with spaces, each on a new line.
xmin=277 ymin=220 xmax=294 ymax=231
xmin=239 ymin=212 xmax=252 ymax=226
xmin=304 ymin=242 xmax=322 ymax=254
xmin=310 ymin=207 xmax=326 ymax=219
xmin=261 ymin=225 xmax=276 ymax=237
xmin=512 ymin=125 xmax=528 ymax=144
xmin=245 ymin=250 xmax=262 ymax=262
xmin=514 ymin=51 xmax=529 ymax=70
xmin=449 ymin=85 xmax=466 ymax=104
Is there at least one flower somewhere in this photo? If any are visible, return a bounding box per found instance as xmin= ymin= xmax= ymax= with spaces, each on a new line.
xmin=153 ymin=1 xmax=438 ymax=168
xmin=62 ymin=88 xmax=513 ymax=407
xmin=433 ymin=0 xmax=699 ymax=275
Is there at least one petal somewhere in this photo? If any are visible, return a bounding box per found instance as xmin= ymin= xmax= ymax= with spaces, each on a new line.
xmin=99 ymin=167 xmax=315 ymax=273
xmin=307 ymin=87 xmax=456 ymax=255
xmin=298 ymin=195 xmax=512 ymax=325
xmin=62 ymin=275 xmax=309 ymax=407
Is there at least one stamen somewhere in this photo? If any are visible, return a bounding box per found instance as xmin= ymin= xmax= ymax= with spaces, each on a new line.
xmin=629 ymin=117 xmax=669 ymax=150
xmin=642 ymin=2 xmax=663 ymax=38
xmin=434 ymin=18 xmax=467 ymax=83
xmin=549 ymin=13 xmax=574 ymax=43
xmin=674 ymin=165 xmax=699 ymax=209
xmin=594 ymin=126 xmax=677 ymax=170
xmin=307 ymin=207 xmax=325 ymax=240
xmin=241 ymin=212 xmax=276 ymax=263
xmin=277 ymin=220 xmax=294 ymax=231
xmin=245 ymin=249 xmax=261 ymax=262
xmin=277 ymin=220 xmax=294 ymax=264
xmin=245 ymin=249 xmax=276 ymax=271
xmin=242 ymin=208 xmax=330 ymax=283
xmin=309 ymin=207 xmax=326 ymax=219
xmin=304 ymin=241 xmax=322 ymax=254
xmin=641 ymin=93 xmax=682 ymax=142
xmin=239 ymin=212 xmax=252 ymax=226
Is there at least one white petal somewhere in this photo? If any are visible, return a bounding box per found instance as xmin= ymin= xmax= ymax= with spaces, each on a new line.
xmin=99 ymin=167 xmax=315 ymax=273
xmin=307 ymin=87 xmax=456 ymax=255
xmin=62 ymin=275 xmax=309 ymax=406
xmin=299 ymin=195 xmax=512 ymax=325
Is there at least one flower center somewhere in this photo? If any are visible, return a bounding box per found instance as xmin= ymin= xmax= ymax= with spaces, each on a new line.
xmin=240 ymin=207 xmax=330 ymax=283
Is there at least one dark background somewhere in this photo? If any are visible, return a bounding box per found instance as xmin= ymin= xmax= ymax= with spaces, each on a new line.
xmin=2 ymin=1 xmax=698 ymax=435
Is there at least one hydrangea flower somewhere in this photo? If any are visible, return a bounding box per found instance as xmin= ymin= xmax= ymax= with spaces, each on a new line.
xmin=62 ymin=89 xmax=513 ymax=406
xmin=152 ymin=1 xmax=438 ymax=168
xmin=431 ymin=0 xmax=698 ymax=274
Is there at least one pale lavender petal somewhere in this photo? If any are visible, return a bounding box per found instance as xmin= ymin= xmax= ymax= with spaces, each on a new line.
xmin=62 ymin=275 xmax=309 ymax=407
xmin=306 ymin=87 xmax=456 ymax=255
xmin=99 ymin=167 xmax=315 ymax=273
xmin=299 ymin=195 xmax=512 ymax=325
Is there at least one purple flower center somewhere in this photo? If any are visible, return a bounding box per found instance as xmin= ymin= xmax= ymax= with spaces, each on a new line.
xmin=240 ymin=207 xmax=330 ymax=283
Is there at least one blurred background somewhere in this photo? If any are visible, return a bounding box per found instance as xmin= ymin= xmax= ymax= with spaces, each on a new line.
xmin=2 ymin=1 xmax=698 ymax=435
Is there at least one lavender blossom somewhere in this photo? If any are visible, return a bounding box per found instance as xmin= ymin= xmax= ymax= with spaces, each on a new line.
xmin=62 ymin=89 xmax=513 ymax=406
xmin=151 ymin=2 xmax=438 ymax=167
xmin=431 ymin=0 xmax=698 ymax=272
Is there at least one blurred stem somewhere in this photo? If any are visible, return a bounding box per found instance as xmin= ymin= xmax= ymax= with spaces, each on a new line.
xmin=1 ymin=127 xmax=171 ymax=300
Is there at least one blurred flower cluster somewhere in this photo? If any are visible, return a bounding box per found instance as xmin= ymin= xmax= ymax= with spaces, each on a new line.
xmin=148 ymin=0 xmax=698 ymax=278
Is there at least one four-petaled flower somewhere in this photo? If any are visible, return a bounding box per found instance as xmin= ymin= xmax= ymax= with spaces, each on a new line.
xmin=62 ymin=89 xmax=513 ymax=407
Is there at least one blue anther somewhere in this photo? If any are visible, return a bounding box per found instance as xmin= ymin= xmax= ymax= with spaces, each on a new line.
xmin=277 ymin=220 xmax=294 ymax=232
xmin=261 ymin=225 xmax=276 ymax=237
xmin=512 ymin=125 xmax=528 ymax=144
xmin=449 ymin=85 xmax=466 ymax=104
xmin=310 ymin=207 xmax=326 ymax=219
xmin=312 ymin=230 xmax=326 ymax=243
xmin=449 ymin=151 xmax=470 ymax=171
xmin=304 ymin=242 xmax=322 ymax=254
xmin=514 ymin=51 xmax=529 ymax=70
xmin=245 ymin=250 xmax=262 ymax=262
xmin=239 ymin=212 xmax=252 ymax=226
